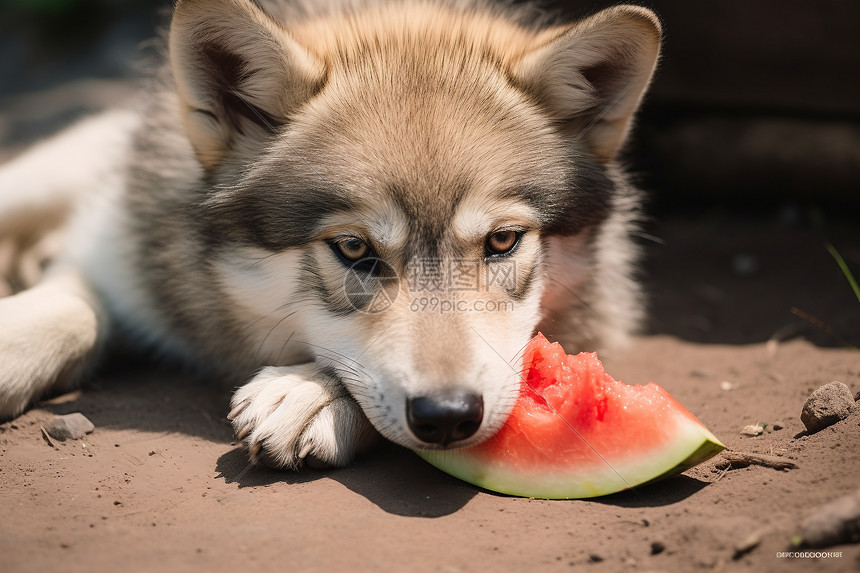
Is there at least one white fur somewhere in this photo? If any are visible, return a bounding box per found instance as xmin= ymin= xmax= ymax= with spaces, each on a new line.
xmin=0 ymin=110 xmax=138 ymax=234
xmin=0 ymin=110 xmax=140 ymax=294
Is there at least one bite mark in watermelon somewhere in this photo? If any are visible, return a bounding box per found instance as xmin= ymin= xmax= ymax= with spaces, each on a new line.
xmin=416 ymin=333 xmax=725 ymax=499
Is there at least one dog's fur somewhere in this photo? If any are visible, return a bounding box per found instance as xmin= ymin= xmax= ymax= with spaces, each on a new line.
xmin=0 ymin=0 xmax=660 ymax=468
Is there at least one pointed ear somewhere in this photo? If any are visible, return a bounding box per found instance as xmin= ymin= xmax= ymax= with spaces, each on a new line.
xmin=169 ymin=0 xmax=325 ymax=169
xmin=511 ymin=5 xmax=661 ymax=163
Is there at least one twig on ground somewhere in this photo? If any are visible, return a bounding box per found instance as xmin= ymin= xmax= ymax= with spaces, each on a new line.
xmin=39 ymin=425 xmax=56 ymax=448
xmin=716 ymin=450 xmax=798 ymax=471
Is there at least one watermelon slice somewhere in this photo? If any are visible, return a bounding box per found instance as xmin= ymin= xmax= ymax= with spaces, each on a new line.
xmin=416 ymin=333 xmax=725 ymax=499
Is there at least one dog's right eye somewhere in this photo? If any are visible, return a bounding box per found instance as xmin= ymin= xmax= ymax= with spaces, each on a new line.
xmin=484 ymin=230 xmax=523 ymax=258
xmin=330 ymin=237 xmax=372 ymax=264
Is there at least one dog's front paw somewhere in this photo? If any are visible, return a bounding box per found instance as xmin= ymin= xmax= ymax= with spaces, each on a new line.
xmin=228 ymin=364 xmax=376 ymax=469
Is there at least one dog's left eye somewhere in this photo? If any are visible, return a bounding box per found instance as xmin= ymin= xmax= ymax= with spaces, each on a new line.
xmin=331 ymin=237 xmax=372 ymax=263
xmin=484 ymin=230 xmax=522 ymax=258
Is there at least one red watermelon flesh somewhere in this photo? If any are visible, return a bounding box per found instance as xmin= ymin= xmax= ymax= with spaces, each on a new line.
xmin=416 ymin=333 xmax=725 ymax=499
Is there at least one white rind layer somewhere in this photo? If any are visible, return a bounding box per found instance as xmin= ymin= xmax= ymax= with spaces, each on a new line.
xmin=417 ymin=414 xmax=724 ymax=499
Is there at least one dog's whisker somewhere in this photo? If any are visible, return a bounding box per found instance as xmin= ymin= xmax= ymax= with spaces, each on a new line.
xmin=509 ymin=338 xmax=533 ymax=368
xmin=287 ymin=340 xmax=369 ymax=373
xmin=334 ymin=375 xmax=366 ymax=386
xmin=255 ymin=310 xmax=301 ymax=362
xmin=273 ymin=331 xmax=296 ymax=365
xmin=313 ymin=356 xmax=363 ymax=378
xmin=242 ymin=251 xmax=282 ymax=270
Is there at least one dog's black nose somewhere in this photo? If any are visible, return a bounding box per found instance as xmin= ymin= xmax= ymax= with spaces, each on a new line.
xmin=406 ymin=390 xmax=483 ymax=446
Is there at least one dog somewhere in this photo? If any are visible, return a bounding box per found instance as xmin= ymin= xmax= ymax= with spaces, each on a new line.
xmin=0 ymin=0 xmax=661 ymax=469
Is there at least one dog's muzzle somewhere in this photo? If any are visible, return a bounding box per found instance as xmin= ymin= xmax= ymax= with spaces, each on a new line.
xmin=406 ymin=389 xmax=483 ymax=447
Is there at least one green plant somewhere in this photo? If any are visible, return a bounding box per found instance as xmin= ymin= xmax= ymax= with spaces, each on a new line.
xmin=827 ymin=243 xmax=860 ymax=305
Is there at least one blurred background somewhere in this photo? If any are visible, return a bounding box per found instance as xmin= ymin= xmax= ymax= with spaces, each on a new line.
xmin=1 ymin=0 xmax=858 ymax=345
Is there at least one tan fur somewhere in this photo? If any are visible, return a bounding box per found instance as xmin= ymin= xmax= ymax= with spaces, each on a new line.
xmin=170 ymin=0 xmax=325 ymax=168
xmin=513 ymin=6 xmax=661 ymax=161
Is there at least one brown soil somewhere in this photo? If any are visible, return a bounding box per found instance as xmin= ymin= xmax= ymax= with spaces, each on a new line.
xmin=2 ymin=215 xmax=859 ymax=573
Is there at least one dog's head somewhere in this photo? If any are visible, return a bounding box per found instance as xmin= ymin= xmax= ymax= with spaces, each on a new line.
xmin=171 ymin=0 xmax=660 ymax=449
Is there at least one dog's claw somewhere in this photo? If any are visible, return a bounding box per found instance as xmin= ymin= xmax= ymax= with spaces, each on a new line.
xmin=249 ymin=441 xmax=262 ymax=463
xmin=227 ymin=398 xmax=250 ymax=421
xmin=298 ymin=443 xmax=313 ymax=460
xmin=236 ymin=424 xmax=252 ymax=441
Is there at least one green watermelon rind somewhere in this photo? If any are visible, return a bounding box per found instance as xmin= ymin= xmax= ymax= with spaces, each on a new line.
xmin=415 ymin=414 xmax=725 ymax=500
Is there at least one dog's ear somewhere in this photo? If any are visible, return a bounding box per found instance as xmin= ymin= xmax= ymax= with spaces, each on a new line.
xmin=170 ymin=0 xmax=325 ymax=169
xmin=511 ymin=5 xmax=661 ymax=163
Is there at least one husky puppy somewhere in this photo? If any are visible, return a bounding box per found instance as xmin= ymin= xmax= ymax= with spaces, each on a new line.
xmin=0 ymin=0 xmax=660 ymax=468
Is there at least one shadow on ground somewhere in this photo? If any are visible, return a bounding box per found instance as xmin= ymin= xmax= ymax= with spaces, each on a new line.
xmin=591 ymin=475 xmax=711 ymax=508
xmin=40 ymin=364 xmax=235 ymax=443
xmin=215 ymin=441 xmax=478 ymax=518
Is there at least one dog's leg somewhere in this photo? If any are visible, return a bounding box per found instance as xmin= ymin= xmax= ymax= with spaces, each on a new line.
xmin=228 ymin=364 xmax=377 ymax=469
xmin=0 ymin=268 xmax=106 ymax=419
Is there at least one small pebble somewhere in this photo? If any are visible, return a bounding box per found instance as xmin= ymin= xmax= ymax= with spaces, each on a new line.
xmin=720 ymin=381 xmax=734 ymax=391
xmin=650 ymin=541 xmax=665 ymax=555
xmin=44 ymin=413 xmax=95 ymax=441
xmin=740 ymin=423 xmax=764 ymax=437
xmin=801 ymin=381 xmax=854 ymax=433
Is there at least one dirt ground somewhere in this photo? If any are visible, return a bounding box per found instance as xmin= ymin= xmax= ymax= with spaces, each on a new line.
xmin=1 ymin=208 xmax=858 ymax=572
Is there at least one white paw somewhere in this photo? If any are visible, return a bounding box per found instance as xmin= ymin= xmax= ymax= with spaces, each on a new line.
xmin=228 ymin=364 xmax=376 ymax=469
